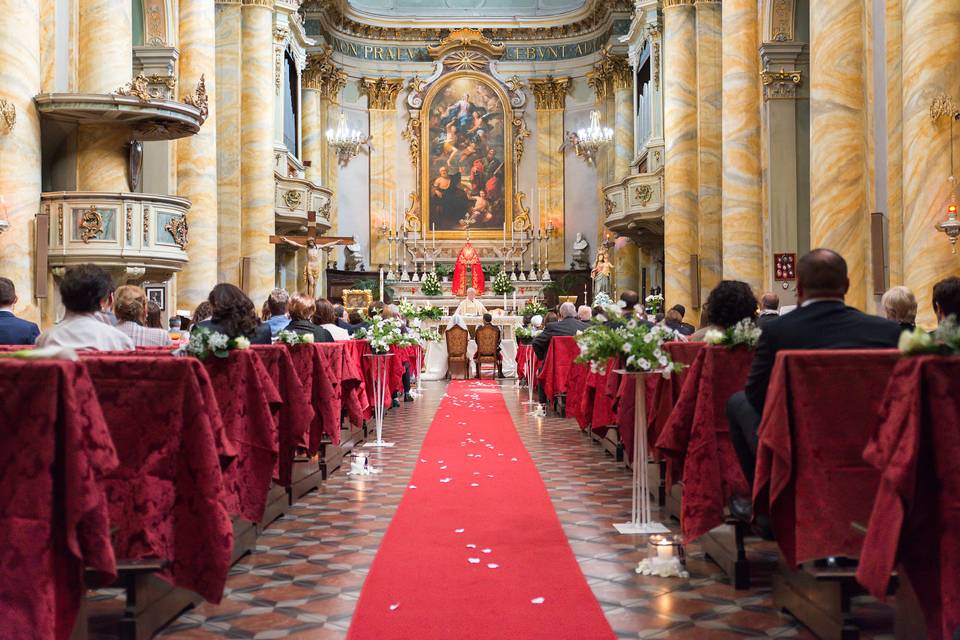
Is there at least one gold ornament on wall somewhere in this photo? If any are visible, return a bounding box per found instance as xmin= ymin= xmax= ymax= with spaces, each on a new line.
xmin=587 ymin=46 xmax=631 ymax=102
xmin=529 ymin=77 xmax=570 ymax=111
xmin=512 ymin=114 xmax=531 ymax=165
xmin=361 ymin=77 xmax=404 ymax=110
xmin=403 ymin=192 xmax=422 ymax=233
xmin=182 ymin=74 xmax=209 ymax=121
xmin=164 ymin=214 xmax=188 ymax=249
xmin=115 ymin=72 xmax=153 ymax=102
xmin=303 ymin=45 xmax=348 ymax=101
xmin=402 ymin=113 xmax=421 ymax=171
xmin=0 ymin=98 xmax=15 ymax=134
xmin=634 ymin=184 xmax=653 ymax=206
xmin=929 ymin=95 xmax=960 ymax=253
xmin=760 ymin=67 xmax=802 ymax=101
xmin=78 ymin=205 xmax=104 ymax=243
xmin=282 ymin=190 xmax=303 ymax=209
xmin=513 ymin=192 xmax=532 ymax=232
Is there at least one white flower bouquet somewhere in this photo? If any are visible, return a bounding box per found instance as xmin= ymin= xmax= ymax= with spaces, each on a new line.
xmin=180 ymin=326 xmax=251 ymax=360
xmin=276 ymin=329 xmax=316 ymax=346
xmin=354 ymin=315 xmax=406 ymax=354
xmin=645 ymin=293 xmax=664 ymax=315
xmin=421 ymin=272 xmax=442 ymax=296
xmin=899 ymin=316 xmax=960 ymax=356
xmin=492 ymin=270 xmax=514 ymax=295
xmin=702 ymin=318 xmax=762 ymax=349
xmin=576 ymin=320 xmax=682 ymax=374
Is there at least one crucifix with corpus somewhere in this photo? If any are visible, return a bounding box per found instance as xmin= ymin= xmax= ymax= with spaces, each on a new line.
xmin=270 ymin=210 xmax=354 ymax=298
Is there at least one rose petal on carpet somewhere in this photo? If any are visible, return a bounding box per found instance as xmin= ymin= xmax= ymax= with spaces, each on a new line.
xmin=347 ymin=380 xmax=615 ymax=639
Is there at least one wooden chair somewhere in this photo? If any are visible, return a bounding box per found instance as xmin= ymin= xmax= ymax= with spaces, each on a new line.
xmin=445 ymin=325 xmax=470 ymax=379
xmin=474 ymin=323 xmax=502 ymax=378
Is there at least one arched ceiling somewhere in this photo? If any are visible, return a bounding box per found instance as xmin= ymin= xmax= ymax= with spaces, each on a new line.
xmin=344 ymin=0 xmax=587 ymax=19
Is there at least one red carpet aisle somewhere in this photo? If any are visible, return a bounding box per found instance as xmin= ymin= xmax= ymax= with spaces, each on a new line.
xmin=347 ymin=380 xmax=616 ymax=640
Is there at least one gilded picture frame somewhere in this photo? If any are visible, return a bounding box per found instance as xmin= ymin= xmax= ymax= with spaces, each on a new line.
xmin=420 ymin=71 xmax=513 ymax=240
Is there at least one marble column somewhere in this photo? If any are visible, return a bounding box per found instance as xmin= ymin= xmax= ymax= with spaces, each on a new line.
xmin=302 ymin=87 xmax=322 ymax=185
xmin=810 ymin=0 xmax=869 ymax=310
xmin=720 ymin=0 xmax=763 ymax=290
xmin=363 ymin=78 xmax=403 ymax=268
xmin=902 ymin=0 xmax=960 ymax=328
xmin=216 ymin=0 xmax=242 ymax=284
xmin=0 ymin=0 xmax=42 ymax=322
xmin=696 ymin=0 xmax=722 ymax=299
xmin=302 ymin=47 xmax=346 ymax=232
xmin=885 ymin=0 xmax=903 ymax=286
xmin=530 ymin=77 xmax=570 ymax=271
xmin=177 ymin=0 xmax=218 ymax=310
xmin=240 ymin=0 xmax=276 ymax=303
xmin=613 ymin=71 xmax=633 ymax=181
xmin=76 ymin=0 xmax=132 ymax=192
xmin=662 ymin=0 xmax=699 ymax=318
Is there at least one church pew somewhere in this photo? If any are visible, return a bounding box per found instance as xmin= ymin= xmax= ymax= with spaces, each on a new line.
xmin=539 ymin=335 xmax=581 ymax=417
xmin=753 ymin=350 xmax=900 ymax=640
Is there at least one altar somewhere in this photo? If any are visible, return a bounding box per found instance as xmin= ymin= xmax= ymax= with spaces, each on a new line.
xmin=388 ymin=280 xmax=549 ymax=312
xmin=420 ymin=315 xmax=524 ymax=380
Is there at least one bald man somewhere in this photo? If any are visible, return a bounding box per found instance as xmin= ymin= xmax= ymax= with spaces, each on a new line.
xmin=454 ymin=287 xmax=487 ymax=317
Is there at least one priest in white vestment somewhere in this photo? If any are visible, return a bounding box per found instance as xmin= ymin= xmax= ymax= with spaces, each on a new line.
xmin=454 ymin=287 xmax=488 ymax=316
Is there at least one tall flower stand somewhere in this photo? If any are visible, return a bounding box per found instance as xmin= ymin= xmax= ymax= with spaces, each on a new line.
xmin=612 ymin=370 xmax=669 ymax=535
xmin=414 ymin=345 xmax=425 ymax=395
xmin=363 ymin=353 xmax=395 ymax=448
xmin=522 ymin=345 xmax=539 ymax=411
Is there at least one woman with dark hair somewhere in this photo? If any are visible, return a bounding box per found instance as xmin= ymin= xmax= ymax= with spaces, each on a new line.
xmin=284 ymin=293 xmax=333 ymax=342
xmin=145 ymin=301 xmax=164 ymax=329
xmin=192 ymin=301 xmax=213 ymax=327
xmin=195 ymin=283 xmax=271 ymax=344
xmin=314 ymin=298 xmax=349 ymax=340
xmin=543 ymin=311 xmax=559 ymax=326
xmin=690 ymin=280 xmax=759 ymax=341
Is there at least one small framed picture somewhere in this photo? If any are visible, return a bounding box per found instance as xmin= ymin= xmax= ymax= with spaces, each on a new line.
xmin=145 ymin=285 xmax=165 ymax=311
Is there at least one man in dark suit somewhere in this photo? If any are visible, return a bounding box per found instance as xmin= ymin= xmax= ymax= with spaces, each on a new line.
xmin=933 ymin=276 xmax=960 ymax=325
xmin=670 ymin=304 xmax=696 ymax=336
xmin=727 ymin=248 xmax=901 ymax=491
xmin=532 ymin=301 xmax=589 ymax=360
xmin=333 ymin=304 xmax=359 ymax=334
xmin=757 ymin=292 xmax=780 ymax=330
xmin=0 ymin=277 xmax=40 ymax=345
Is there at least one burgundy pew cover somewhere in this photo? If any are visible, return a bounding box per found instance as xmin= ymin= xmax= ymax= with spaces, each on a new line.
xmin=251 ymin=345 xmax=314 ymax=485
xmin=540 ymin=335 xmax=581 ymax=402
xmin=345 ymin=340 xmax=403 ymax=409
xmin=857 ymin=356 xmax=960 ymax=640
xmin=565 ymin=360 xmax=591 ymax=426
xmin=0 ymin=360 xmax=118 ymax=640
xmin=655 ymin=346 xmax=752 ymax=542
xmin=516 ymin=343 xmax=533 ymax=379
xmin=203 ymin=350 xmax=282 ymax=522
xmin=612 ymin=372 xmax=658 ymax=463
xmin=575 ymin=359 xmax=617 ymax=432
xmin=82 ymin=356 xmax=233 ymax=603
xmin=752 ymin=349 xmax=899 ymax=567
xmin=647 ymin=342 xmax=707 ymax=450
xmin=340 ymin=340 xmax=372 ymax=425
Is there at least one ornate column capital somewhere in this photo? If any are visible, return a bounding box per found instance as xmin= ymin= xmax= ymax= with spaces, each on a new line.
xmin=361 ymin=77 xmax=404 ymax=110
xmin=662 ymin=0 xmax=696 ymax=8
xmin=303 ymin=45 xmax=348 ymax=101
xmin=587 ymin=47 xmax=631 ymax=101
xmin=760 ymin=68 xmax=803 ymax=101
xmin=240 ymin=0 xmax=274 ymax=7
xmin=529 ymin=77 xmax=571 ymax=111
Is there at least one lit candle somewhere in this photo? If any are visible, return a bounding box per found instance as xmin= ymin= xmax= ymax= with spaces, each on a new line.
xmin=432 ymin=223 xmax=436 ymax=249
xmin=379 ymin=268 xmax=384 ymax=302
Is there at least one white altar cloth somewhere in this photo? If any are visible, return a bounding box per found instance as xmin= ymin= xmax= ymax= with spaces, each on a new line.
xmin=422 ymin=338 xmax=518 ymax=380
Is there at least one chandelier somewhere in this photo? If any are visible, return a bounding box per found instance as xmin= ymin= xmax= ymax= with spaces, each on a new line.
xmin=326 ymin=111 xmax=369 ymax=167
xmin=565 ymin=110 xmax=613 ymax=165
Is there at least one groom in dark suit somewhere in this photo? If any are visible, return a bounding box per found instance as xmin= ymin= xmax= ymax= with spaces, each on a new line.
xmin=0 ymin=277 xmax=40 ymax=345
xmin=727 ymin=249 xmax=901 ymax=490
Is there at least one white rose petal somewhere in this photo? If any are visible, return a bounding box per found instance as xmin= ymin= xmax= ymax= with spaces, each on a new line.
xmin=468 ymin=557 xmax=481 ymax=564
xmin=487 ymin=563 xmax=499 ymax=569
xmin=531 ymin=597 xmax=545 ymax=604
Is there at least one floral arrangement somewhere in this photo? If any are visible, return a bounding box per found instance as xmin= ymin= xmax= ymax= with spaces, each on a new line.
xmin=397 ymin=299 xmax=418 ymax=318
xmin=353 ymin=315 xmax=406 ymax=354
xmin=180 ymin=327 xmax=250 ymax=360
xmin=899 ymin=316 xmax=960 ymax=356
xmin=515 ymin=325 xmax=535 ymax=344
xmin=576 ymin=320 xmax=682 ymax=374
xmin=276 ymin=329 xmax=316 ymax=346
xmin=645 ymin=293 xmax=664 ymax=315
xmin=413 ymin=327 xmax=442 ymax=343
xmin=703 ymin=319 xmax=762 ymax=349
xmin=523 ymin=300 xmax=547 ymax=317
xmin=593 ymin=291 xmax=612 ymax=307
xmin=421 ymin=271 xmax=442 ymax=296
xmin=417 ymin=303 xmax=444 ymax=320
xmin=492 ymin=270 xmax=514 ymax=295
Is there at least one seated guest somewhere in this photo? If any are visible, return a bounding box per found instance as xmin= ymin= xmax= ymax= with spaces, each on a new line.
xmin=577 ymin=305 xmax=592 ymax=322
xmin=315 ymin=298 xmax=350 ymax=340
xmin=532 ymin=302 xmax=589 ymax=360
xmin=36 ymin=264 xmax=134 ymax=351
xmin=932 ymin=275 xmax=960 ymax=325
xmin=669 ymin=304 xmax=696 ymax=335
xmin=0 ymin=277 xmax=40 ymax=345
xmin=690 ymin=281 xmax=758 ymax=341
xmin=195 ymin=283 xmax=272 ymax=344
xmin=381 ymin=304 xmax=414 ymax=403
xmin=265 ymin=288 xmax=290 ymax=336
xmin=145 ymin=301 xmax=163 ymax=329
xmin=334 ymin=304 xmax=357 ymax=334
xmin=113 ymin=285 xmax=173 ymax=347
xmin=192 ymin=300 xmax=213 ymax=326
xmin=662 ymin=308 xmax=688 ymax=336
xmin=757 ymin=292 xmax=780 ymax=329
xmin=726 ymin=248 xmax=902 ymax=490
xmin=543 ymin=311 xmax=559 ymax=326
xmin=880 ymin=285 xmax=918 ymax=331
xmin=348 ymin=309 xmax=366 ymax=327
xmin=282 ymin=293 xmax=333 ymax=342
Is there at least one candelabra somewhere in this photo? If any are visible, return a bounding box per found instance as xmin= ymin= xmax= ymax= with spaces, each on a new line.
xmin=326 ymin=111 xmax=369 ymax=167
xmin=565 ymin=109 xmax=613 ymax=165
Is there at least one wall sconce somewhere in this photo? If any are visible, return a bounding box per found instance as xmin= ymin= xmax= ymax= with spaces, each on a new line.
xmin=0 ymin=98 xmax=15 ymax=134
xmin=563 ymin=109 xmax=612 ymax=165
xmin=326 ymin=111 xmax=370 ymax=167
xmin=929 ymin=95 xmax=960 ymax=253
xmin=0 ymin=196 xmax=9 ymax=235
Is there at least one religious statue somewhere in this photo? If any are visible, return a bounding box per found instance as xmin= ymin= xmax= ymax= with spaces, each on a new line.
xmin=451 ymin=241 xmax=485 ymax=296
xmin=591 ymin=243 xmax=613 ymax=296
xmin=571 ymin=232 xmax=590 ymax=270
xmin=344 ymin=242 xmax=365 ymax=272
xmin=280 ymin=236 xmax=323 ymax=297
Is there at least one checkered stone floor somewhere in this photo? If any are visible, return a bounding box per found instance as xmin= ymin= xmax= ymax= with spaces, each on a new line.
xmin=127 ymin=379 xmax=893 ymax=639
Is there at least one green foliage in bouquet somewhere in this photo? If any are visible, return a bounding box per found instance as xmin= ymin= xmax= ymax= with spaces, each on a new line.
xmin=575 ymin=320 xmax=683 ymax=374
xmin=523 ymin=300 xmax=547 ymax=317
xmin=417 ymin=303 xmax=444 ymax=320
xmin=181 ymin=327 xmax=251 ymax=360
xmin=515 ymin=325 xmax=535 ymax=345
xmin=492 ymin=270 xmax=514 ymax=295
xmin=899 ymin=316 xmax=960 ymax=356
xmin=353 ymin=316 xmax=405 ymax=354
xmin=421 ymin=272 xmax=442 ymax=296
xmin=702 ymin=319 xmax=762 ymax=349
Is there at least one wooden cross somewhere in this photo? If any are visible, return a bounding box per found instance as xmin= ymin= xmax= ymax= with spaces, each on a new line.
xmin=269 ymin=210 xmax=354 ymax=249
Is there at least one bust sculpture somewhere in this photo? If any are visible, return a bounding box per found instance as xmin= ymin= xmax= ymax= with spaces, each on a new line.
xmin=571 ymin=232 xmax=590 ymax=270
xmin=344 ymin=243 xmax=365 ymax=272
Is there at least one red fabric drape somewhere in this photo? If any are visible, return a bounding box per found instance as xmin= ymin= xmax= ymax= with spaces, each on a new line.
xmin=540 ymin=336 xmax=581 ymax=402
xmin=647 ymin=342 xmax=706 ymax=452
xmin=655 ymin=346 xmax=752 ymax=542
xmin=451 ymin=242 xmax=485 ymax=296
xmin=856 ymin=356 xmax=960 ymax=640
xmin=565 ymin=361 xmax=591 ymax=426
xmin=752 ymin=349 xmax=899 ymax=567
xmin=0 ymin=360 xmax=118 ymax=640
